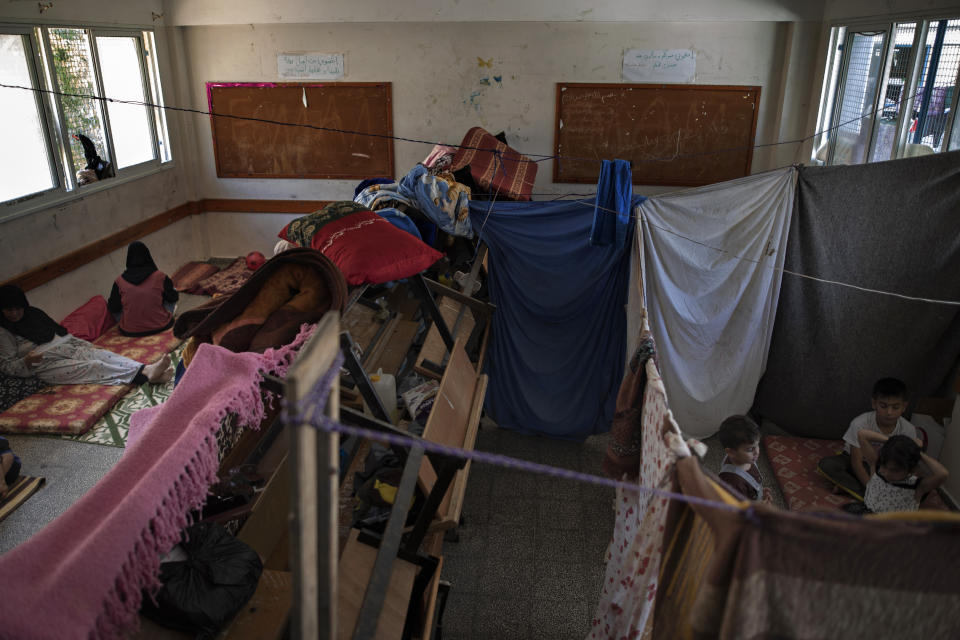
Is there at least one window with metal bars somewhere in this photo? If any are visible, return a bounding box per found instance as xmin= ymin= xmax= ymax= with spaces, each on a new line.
xmin=814 ymin=16 xmax=960 ymax=166
xmin=0 ymin=24 xmax=170 ymax=212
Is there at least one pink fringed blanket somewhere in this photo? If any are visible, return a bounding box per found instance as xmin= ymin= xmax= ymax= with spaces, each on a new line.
xmin=0 ymin=325 xmax=314 ymax=640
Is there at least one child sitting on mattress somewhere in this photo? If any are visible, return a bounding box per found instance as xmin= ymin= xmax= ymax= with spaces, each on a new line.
xmin=856 ymin=430 xmax=948 ymax=513
xmin=718 ymin=415 xmax=764 ymax=501
xmin=107 ymin=241 xmax=178 ymax=337
xmin=0 ymin=435 xmax=21 ymax=499
xmin=817 ymin=377 xmax=918 ymax=500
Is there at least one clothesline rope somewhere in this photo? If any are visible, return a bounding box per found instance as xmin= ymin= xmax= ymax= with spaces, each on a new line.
xmin=0 ymin=81 xmax=926 ymax=173
xmin=283 ymin=349 xmax=897 ymax=526
xmin=6 ymin=82 xmax=955 ymax=306
xmin=535 ymin=189 xmax=960 ymax=308
xmin=281 ymin=350 xmax=743 ymax=514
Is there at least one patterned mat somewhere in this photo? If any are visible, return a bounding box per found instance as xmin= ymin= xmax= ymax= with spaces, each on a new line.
xmin=0 ymin=327 xmax=182 ymax=436
xmin=63 ymin=343 xmax=185 ymax=448
xmin=762 ymin=435 xmax=854 ymax=512
xmin=0 ymin=476 xmax=46 ymax=524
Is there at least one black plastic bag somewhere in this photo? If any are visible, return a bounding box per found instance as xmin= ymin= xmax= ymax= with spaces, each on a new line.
xmin=141 ymin=521 xmax=263 ymax=637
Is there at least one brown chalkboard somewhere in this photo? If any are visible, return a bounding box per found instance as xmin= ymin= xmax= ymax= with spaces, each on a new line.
xmin=207 ymin=82 xmax=394 ymax=179
xmin=554 ymin=83 xmax=761 ymax=186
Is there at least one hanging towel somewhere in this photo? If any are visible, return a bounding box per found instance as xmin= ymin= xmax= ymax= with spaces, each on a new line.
xmin=590 ymin=159 xmax=633 ymax=248
xmin=638 ymin=167 xmax=795 ymax=438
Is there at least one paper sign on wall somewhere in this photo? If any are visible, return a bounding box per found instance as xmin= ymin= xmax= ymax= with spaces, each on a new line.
xmin=277 ymin=52 xmax=344 ymax=80
xmin=622 ymin=49 xmax=696 ymax=83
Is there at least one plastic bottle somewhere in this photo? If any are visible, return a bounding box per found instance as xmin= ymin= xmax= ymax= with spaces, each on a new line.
xmin=364 ymin=368 xmax=398 ymax=424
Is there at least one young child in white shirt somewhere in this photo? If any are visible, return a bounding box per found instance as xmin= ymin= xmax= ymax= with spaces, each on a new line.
xmin=857 ymin=430 xmax=948 ymax=513
xmin=718 ymin=415 xmax=764 ymax=501
xmin=818 ymin=377 xmax=917 ymax=499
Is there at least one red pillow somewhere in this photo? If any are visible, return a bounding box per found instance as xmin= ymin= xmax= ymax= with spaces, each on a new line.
xmin=279 ymin=202 xmax=442 ymax=285
xmin=61 ymin=295 xmax=116 ymax=341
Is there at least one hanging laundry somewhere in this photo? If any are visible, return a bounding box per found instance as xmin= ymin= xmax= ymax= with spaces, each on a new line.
xmin=590 ymin=353 xmax=701 ymax=639
xmin=755 ymin=151 xmax=960 ymax=438
xmin=590 ymin=159 xmax=633 ymax=248
xmin=469 ymin=193 xmax=641 ymax=440
xmin=637 ymin=167 xmax=795 ymax=438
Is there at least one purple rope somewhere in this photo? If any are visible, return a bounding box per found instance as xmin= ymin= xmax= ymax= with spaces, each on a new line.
xmin=282 ymin=351 xmax=741 ymax=514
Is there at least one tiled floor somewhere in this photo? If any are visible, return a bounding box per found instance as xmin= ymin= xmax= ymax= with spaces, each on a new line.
xmin=436 ymin=420 xmax=789 ymax=640
xmin=439 ymin=424 xmax=614 ymax=640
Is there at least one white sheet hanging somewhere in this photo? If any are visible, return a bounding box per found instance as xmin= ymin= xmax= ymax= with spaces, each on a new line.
xmin=637 ymin=167 xmax=796 ymax=438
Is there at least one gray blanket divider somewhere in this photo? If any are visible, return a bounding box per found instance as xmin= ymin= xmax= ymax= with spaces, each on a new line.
xmin=753 ymin=150 xmax=960 ymax=438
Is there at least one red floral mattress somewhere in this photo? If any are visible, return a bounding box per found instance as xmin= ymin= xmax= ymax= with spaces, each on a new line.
xmin=763 ymin=434 xmax=948 ymax=513
xmin=762 ymin=435 xmax=853 ymax=512
xmin=0 ymin=327 xmax=181 ymax=436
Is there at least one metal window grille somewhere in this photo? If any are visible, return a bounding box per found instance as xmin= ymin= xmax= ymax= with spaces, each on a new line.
xmin=911 ymin=20 xmax=960 ymax=151
xmin=47 ymin=27 xmax=107 ymax=176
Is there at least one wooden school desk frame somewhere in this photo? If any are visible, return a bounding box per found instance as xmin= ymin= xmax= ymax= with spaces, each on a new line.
xmin=207 ymin=82 xmax=394 ymax=180
xmin=553 ymin=82 xmax=761 ymax=187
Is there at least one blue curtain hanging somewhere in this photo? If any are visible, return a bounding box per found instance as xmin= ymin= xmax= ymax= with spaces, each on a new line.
xmin=469 ymin=190 xmax=642 ymax=440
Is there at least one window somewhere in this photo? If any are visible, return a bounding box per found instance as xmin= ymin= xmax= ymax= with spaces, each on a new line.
xmin=813 ymin=17 xmax=960 ymax=166
xmin=0 ymin=24 xmax=170 ymax=210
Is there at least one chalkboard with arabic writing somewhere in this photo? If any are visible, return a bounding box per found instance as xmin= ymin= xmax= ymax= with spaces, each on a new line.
xmin=553 ymin=83 xmax=760 ymax=186
xmin=207 ymin=82 xmax=393 ymax=179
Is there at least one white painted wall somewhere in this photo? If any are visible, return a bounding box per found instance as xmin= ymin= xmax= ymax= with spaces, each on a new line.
xmin=23 ymin=216 xmax=204 ymax=321
xmin=2 ymin=0 xmax=165 ymax=26
xmin=164 ymin=0 xmax=825 ymax=26
xmin=823 ymin=0 xmax=960 ymax=22
xmin=180 ymin=20 xmax=815 ymax=200
xmin=203 ymin=212 xmax=302 ymax=259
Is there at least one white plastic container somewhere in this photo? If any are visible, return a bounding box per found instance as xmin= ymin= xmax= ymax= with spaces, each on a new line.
xmin=364 ymin=368 xmax=398 ymax=424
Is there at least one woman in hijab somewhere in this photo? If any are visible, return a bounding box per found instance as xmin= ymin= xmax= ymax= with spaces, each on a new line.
xmin=0 ymin=285 xmax=172 ymax=385
xmin=107 ymin=241 xmax=179 ymax=336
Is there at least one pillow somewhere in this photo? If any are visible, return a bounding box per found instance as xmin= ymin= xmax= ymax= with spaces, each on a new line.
xmin=279 ymin=201 xmax=443 ymax=285
xmin=61 ymin=295 xmax=115 ymax=341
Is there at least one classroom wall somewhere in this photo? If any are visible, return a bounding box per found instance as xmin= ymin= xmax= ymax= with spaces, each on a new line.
xmin=2 ymin=0 xmax=164 ymax=25
xmin=165 ymin=0 xmax=825 ymax=25
xmin=823 ymin=0 xmax=960 ymax=21
xmin=203 ymin=212 xmax=301 ymax=259
xmin=178 ymin=20 xmax=820 ymax=201
xmin=0 ymin=3 xmax=204 ymax=318
xmin=21 ymin=216 xmax=203 ymax=322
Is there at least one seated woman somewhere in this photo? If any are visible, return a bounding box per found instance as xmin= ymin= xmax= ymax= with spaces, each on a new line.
xmin=0 ymin=285 xmax=172 ymax=386
xmin=107 ymin=241 xmax=178 ymax=337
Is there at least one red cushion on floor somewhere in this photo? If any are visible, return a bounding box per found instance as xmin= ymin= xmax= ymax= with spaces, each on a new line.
xmin=61 ymin=295 xmax=115 ymax=342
